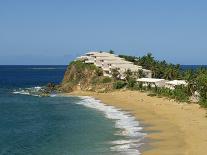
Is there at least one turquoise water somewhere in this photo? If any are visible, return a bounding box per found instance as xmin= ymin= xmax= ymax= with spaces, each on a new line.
xmin=0 ymin=66 xmax=145 ymax=155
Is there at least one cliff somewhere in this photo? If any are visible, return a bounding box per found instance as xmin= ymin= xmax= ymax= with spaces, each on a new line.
xmin=60 ymin=61 xmax=114 ymax=92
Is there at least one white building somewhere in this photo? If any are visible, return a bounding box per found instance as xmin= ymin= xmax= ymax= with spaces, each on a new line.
xmin=165 ymin=80 xmax=187 ymax=90
xmin=76 ymin=51 xmax=152 ymax=79
xmin=137 ymin=78 xmax=166 ymax=87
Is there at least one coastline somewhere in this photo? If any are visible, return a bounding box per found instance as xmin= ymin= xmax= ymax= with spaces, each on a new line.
xmin=67 ymin=90 xmax=207 ymax=155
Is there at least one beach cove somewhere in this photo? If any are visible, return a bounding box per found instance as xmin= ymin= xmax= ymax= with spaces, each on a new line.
xmin=69 ymin=90 xmax=207 ymax=155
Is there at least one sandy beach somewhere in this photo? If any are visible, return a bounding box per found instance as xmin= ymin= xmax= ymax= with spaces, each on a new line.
xmin=68 ymin=90 xmax=207 ymax=155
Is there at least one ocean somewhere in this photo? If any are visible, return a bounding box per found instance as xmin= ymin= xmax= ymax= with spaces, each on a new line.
xmin=181 ymin=65 xmax=207 ymax=70
xmin=0 ymin=65 xmax=145 ymax=155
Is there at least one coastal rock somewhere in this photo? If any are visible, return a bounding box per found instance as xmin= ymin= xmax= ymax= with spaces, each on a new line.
xmin=60 ymin=61 xmax=113 ymax=92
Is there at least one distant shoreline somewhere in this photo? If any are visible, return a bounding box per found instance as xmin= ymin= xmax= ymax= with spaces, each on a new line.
xmin=67 ymin=90 xmax=207 ymax=155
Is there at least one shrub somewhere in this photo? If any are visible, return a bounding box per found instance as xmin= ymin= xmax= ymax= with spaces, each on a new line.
xmin=127 ymin=78 xmax=137 ymax=88
xmin=153 ymin=86 xmax=189 ymax=102
xmin=96 ymin=68 xmax=103 ymax=76
xmin=173 ymin=87 xmax=189 ymax=102
xmin=111 ymin=68 xmax=120 ymax=80
xmin=113 ymin=81 xmax=127 ymax=89
xmin=199 ymin=98 xmax=207 ymax=108
xmin=91 ymin=77 xmax=99 ymax=84
xmin=101 ymin=77 xmax=112 ymax=83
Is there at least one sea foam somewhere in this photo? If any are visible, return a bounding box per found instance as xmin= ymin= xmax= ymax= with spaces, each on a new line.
xmin=13 ymin=86 xmax=43 ymax=97
xmin=12 ymin=91 xmax=146 ymax=154
xmin=76 ymin=96 xmax=146 ymax=155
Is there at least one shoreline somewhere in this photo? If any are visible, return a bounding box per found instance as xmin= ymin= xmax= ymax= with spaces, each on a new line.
xmin=67 ymin=90 xmax=207 ymax=155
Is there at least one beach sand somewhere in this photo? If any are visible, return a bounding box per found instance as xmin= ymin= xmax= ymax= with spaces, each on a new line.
xmin=68 ymin=90 xmax=207 ymax=155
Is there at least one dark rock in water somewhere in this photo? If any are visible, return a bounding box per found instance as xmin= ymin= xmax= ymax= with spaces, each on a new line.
xmin=38 ymin=83 xmax=62 ymax=97
xmin=46 ymin=83 xmax=56 ymax=91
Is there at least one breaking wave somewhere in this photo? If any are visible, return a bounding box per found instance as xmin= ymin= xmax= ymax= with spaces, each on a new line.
xmin=12 ymin=90 xmax=146 ymax=154
xmin=75 ymin=96 xmax=146 ymax=155
xmin=12 ymin=86 xmax=56 ymax=97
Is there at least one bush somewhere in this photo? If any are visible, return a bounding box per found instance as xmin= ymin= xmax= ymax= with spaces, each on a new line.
xmin=113 ymin=81 xmax=127 ymax=89
xmin=69 ymin=60 xmax=97 ymax=71
xmin=199 ymin=98 xmax=207 ymax=108
xmin=153 ymin=86 xmax=189 ymax=102
xmin=91 ymin=77 xmax=99 ymax=84
xmin=96 ymin=68 xmax=103 ymax=76
xmin=127 ymin=78 xmax=137 ymax=88
xmin=173 ymin=87 xmax=189 ymax=102
xmin=101 ymin=77 xmax=112 ymax=83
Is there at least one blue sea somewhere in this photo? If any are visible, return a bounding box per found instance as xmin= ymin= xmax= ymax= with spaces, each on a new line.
xmin=181 ymin=65 xmax=207 ymax=70
xmin=0 ymin=65 xmax=145 ymax=155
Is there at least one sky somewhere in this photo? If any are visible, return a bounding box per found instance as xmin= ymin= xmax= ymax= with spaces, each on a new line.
xmin=0 ymin=0 xmax=207 ymax=65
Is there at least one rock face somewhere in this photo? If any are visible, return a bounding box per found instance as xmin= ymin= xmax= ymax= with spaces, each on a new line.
xmin=60 ymin=61 xmax=113 ymax=92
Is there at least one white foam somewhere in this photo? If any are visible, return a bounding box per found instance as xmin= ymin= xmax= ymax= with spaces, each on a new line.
xmin=12 ymin=86 xmax=44 ymax=97
xmin=76 ymin=96 xmax=146 ymax=155
xmin=50 ymin=94 xmax=57 ymax=97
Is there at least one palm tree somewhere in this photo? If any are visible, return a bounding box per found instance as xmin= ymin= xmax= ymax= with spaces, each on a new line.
xmin=124 ymin=69 xmax=133 ymax=82
xmin=134 ymin=69 xmax=145 ymax=79
xmin=195 ymin=68 xmax=207 ymax=101
xmin=109 ymin=50 xmax=115 ymax=54
xmin=162 ymin=64 xmax=180 ymax=80
xmin=111 ymin=68 xmax=120 ymax=80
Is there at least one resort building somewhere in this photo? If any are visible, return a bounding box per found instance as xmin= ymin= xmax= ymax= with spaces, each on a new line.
xmin=76 ymin=51 xmax=189 ymax=90
xmin=164 ymin=80 xmax=188 ymax=90
xmin=76 ymin=51 xmax=152 ymax=79
xmin=136 ymin=78 xmax=166 ymax=87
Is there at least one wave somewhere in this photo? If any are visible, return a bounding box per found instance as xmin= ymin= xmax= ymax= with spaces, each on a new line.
xmin=13 ymin=86 xmax=55 ymax=97
xmin=13 ymin=86 xmax=58 ymax=97
xmin=75 ymin=96 xmax=146 ymax=155
xmin=12 ymin=91 xmax=146 ymax=154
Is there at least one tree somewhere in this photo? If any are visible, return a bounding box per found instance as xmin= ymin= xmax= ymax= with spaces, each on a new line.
xmin=134 ymin=69 xmax=145 ymax=79
xmin=95 ymin=68 xmax=103 ymax=76
xmin=124 ymin=69 xmax=133 ymax=82
xmin=111 ymin=68 xmax=120 ymax=80
xmin=109 ymin=50 xmax=115 ymax=54
xmin=195 ymin=69 xmax=207 ymax=104
xmin=162 ymin=64 xmax=179 ymax=80
xmin=183 ymin=70 xmax=196 ymax=96
xmin=123 ymin=69 xmax=137 ymax=88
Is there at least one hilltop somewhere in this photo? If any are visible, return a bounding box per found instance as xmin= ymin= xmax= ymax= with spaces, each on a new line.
xmin=59 ymin=51 xmax=207 ymax=107
xmin=61 ymin=60 xmax=114 ymax=92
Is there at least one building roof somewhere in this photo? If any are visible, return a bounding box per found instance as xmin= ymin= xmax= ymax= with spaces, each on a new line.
xmin=165 ymin=80 xmax=187 ymax=86
xmin=96 ymin=56 xmax=122 ymax=61
xmin=86 ymin=52 xmax=116 ymax=57
xmin=142 ymin=69 xmax=152 ymax=72
xmin=85 ymin=51 xmax=99 ymax=55
xmin=137 ymin=78 xmax=165 ymax=83
xmin=108 ymin=61 xmax=133 ymax=65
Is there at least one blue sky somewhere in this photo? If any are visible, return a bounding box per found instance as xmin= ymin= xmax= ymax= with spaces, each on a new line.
xmin=0 ymin=0 xmax=207 ymax=65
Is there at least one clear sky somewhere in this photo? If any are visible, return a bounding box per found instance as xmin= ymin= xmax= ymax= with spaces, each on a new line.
xmin=0 ymin=0 xmax=207 ymax=65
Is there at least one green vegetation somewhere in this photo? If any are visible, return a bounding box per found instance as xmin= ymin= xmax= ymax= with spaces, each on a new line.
xmin=113 ymin=81 xmax=127 ymax=89
xmin=119 ymin=53 xmax=207 ymax=105
xmin=155 ymin=87 xmax=189 ymax=102
xmin=68 ymin=60 xmax=97 ymax=71
xmin=111 ymin=68 xmax=120 ymax=80
xmin=62 ymin=54 xmax=207 ymax=108
xmin=95 ymin=67 xmax=103 ymax=76
xmin=119 ymin=53 xmax=181 ymax=80
xmin=65 ymin=60 xmax=98 ymax=85
xmin=101 ymin=77 xmax=112 ymax=83
xmin=62 ymin=60 xmax=114 ymax=92
xmin=109 ymin=50 xmax=115 ymax=54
